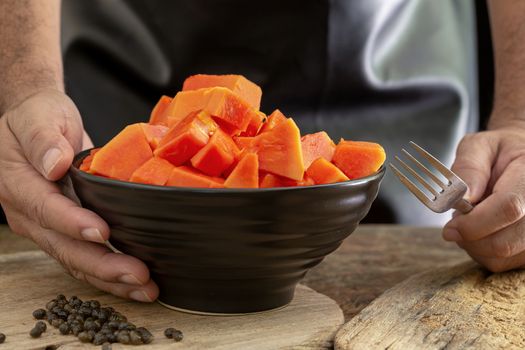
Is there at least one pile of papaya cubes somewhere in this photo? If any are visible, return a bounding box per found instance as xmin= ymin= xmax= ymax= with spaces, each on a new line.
xmin=80 ymin=74 xmax=386 ymax=188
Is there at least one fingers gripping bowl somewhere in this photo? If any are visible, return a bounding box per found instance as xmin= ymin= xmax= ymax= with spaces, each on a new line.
xmin=70 ymin=151 xmax=385 ymax=314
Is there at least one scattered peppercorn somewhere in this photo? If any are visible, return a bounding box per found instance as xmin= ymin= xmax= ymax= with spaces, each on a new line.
xmin=0 ymin=333 xmax=5 ymax=344
xmin=29 ymin=326 xmax=43 ymax=338
xmin=59 ymin=323 xmax=70 ymax=335
xmin=32 ymin=308 xmax=47 ymax=320
xmin=172 ymin=329 xmax=183 ymax=342
xmin=164 ymin=327 xmax=175 ymax=338
xmin=31 ymin=294 xmax=159 ymax=346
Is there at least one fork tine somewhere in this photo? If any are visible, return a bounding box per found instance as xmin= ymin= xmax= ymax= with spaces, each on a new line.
xmin=395 ymin=156 xmax=438 ymax=198
xmin=389 ymin=163 xmax=433 ymax=207
xmin=401 ymin=149 xmax=447 ymax=189
xmin=409 ymin=141 xmax=456 ymax=181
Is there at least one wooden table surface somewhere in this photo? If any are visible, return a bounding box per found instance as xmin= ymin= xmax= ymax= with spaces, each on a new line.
xmin=0 ymin=224 xmax=470 ymax=321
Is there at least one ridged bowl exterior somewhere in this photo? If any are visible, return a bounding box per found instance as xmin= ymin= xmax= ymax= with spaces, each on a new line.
xmin=69 ymin=150 xmax=385 ymax=313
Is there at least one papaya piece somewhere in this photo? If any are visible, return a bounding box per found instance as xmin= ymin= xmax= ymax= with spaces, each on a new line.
xmin=306 ymin=157 xmax=349 ymax=184
xmin=191 ymin=129 xmax=240 ymax=177
xmin=248 ymin=118 xmax=304 ymax=181
xmin=239 ymin=111 xmax=266 ymax=137
xmin=140 ymin=123 xmax=169 ymax=150
xmin=296 ymin=174 xmax=316 ymax=187
xmin=149 ymin=95 xmax=173 ymax=126
xmin=90 ymin=124 xmax=153 ymax=181
xmin=332 ymin=140 xmax=386 ymax=179
xmin=130 ymin=157 xmax=175 ymax=186
xmin=79 ymin=148 xmax=100 ymax=173
xmin=165 ymin=87 xmax=254 ymax=134
xmin=182 ymin=74 xmax=262 ymax=110
xmin=224 ymin=153 xmax=259 ymax=188
xmin=155 ymin=110 xmax=218 ymax=166
xmin=259 ymin=172 xmax=314 ymax=188
xmin=166 ymin=166 xmax=224 ymax=188
xmin=259 ymin=173 xmax=286 ymax=188
xmin=259 ymin=109 xmax=287 ymax=133
xmin=301 ymin=131 xmax=336 ymax=169
xmin=233 ymin=136 xmax=254 ymax=150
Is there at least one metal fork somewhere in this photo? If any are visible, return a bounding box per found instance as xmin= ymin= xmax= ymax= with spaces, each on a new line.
xmin=389 ymin=141 xmax=473 ymax=214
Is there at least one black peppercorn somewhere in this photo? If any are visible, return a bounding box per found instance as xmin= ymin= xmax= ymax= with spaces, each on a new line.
xmin=107 ymin=333 xmax=117 ymax=343
xmin=77 ymin=331 xmax=93 ymax=343
xmin=51 ymin=318 xmax=64 ymax=328
xmin=173 ymin=329 xmax=183 ymax=342
xmin=93 ymin=332 xmax=108 ymax=346
xmin=79 ymin=306 xmax=92 ymax=318
xmin=129 ymin=330 xmax=142 ymax=345
xmin=32 ymin=308 xmax=47 ymax=320
xmin=84 ymin=320 xmax=97 ymax=332
xmin=164 ymin=327 xmax=175 ymax=338
xmin=35 ymin=321 xmax=47 ymax=332
xmin=116 ymin=330 xmax=130 ymax=344
xmin=136 ymin=327 xmax=153 ymax=344
xmin=89 ymin=300 xmax=100 ymax=309
xmin=71 ymin=325 xmax=82 ymax=336
xmin=29 ymin=327 xmax=43 ymax=338
xmin=46 ymin=301 xmax=57 ymax=311
xmin=0 ymin=333 xmax=5 ymax=344
xmin=59 ymin=323 xmax=70 ymax=335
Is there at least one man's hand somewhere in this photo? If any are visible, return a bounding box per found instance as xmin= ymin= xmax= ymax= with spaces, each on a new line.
xmin=443 ymin=126 xmax=525 ymax=272
xmin=0 ymin=89 xmax=159 ymax=301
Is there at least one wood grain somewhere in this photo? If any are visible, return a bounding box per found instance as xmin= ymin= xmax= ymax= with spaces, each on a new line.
xmin=0 ymin=250 xmax=343 ymax=349
xmin=0 ymin=224 xmax=470 ymax=321
xmin=335 ymin=261 xmax=525 ymax=350
xmin=303 ymin=225 xmax=469 ymax=320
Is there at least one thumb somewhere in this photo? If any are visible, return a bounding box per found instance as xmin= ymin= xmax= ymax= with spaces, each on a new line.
xmin=451 ymin=133 xmax=496 ymax=204
xmin=6 ymin=91 xmax=84 ymax=181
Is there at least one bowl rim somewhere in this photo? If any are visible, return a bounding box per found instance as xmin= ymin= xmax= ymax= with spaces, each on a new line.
xmin=70 ymin=148 xmax=386 ymax=194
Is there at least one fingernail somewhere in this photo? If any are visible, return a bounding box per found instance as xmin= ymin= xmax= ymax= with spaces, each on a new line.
xmin=129 ymin=290 xmax=152 ymax=302
xmin=80 ymin=228 xmax=104 ymax=243
xmin=443 ymin=228 xmax=463 ymax=242
xmin=42 ymin=148 xmax=63 ymax=176
xmin=119 ymin=274 xmax=143 ymax=286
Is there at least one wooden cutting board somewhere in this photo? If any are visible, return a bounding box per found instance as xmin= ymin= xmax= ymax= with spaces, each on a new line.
xmin=335 ymin=261 xmax=525 ymax=350
xmin=0 ymin=251 xmax=343 ymax=349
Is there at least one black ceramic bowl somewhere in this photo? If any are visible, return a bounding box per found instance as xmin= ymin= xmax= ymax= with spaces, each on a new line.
xmin=69 ymin=149 xmax=385 ymax=314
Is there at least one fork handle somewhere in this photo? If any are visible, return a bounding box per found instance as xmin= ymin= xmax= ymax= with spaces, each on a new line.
xmin=453 ymin=198 xmax=473 ymax=214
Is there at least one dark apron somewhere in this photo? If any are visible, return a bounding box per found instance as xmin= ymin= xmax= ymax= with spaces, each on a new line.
xmin=61 ymin=0 xmax=480 ymax=225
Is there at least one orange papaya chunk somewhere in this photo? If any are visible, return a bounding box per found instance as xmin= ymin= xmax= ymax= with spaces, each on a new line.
xmin=332 ymin=140 xmax=386 ymax=179
xmin=91 ymin=124 xmax=153 ymax=181
xmin=259 ymin=172 xmax=314 ymax=188
xmin=155 ymin=110 xmax=218 ymax=166
xmin=301 ymin=131 xmax=336 ymax=169
xmin=79 ymin=148 xmax=100 ymax=173
xmin=166 ymin=166 xmax=224 ymax=188
xmin=306 ymin=157 xmax=349 ymax=184
xmin=248 ymin=118 xmax=304 ymax=181
xmin=224 ymin=153 xmax=259 ymax=188
xmin=259 ymin=109 xmax=287 ymax=133
xmin=239 ymin=111 xmax=266 ymax=137
xmin=140 ymin=123 xmax=169 ymax=150
xmin=233 ymin=136 xmax=254 ymax=150
xmin=296 ymin=174 xmax=316 ymax=187
xmin=130 ymin=157 xmax=175 ymax=186
xmin=259 ymin=173 xmax=286 ymax=188
xmin=182 ymin=74 xmax=262 ymax=110
xmin=149 ymin=95 xmax=173 ymax=126
xmin=190 ymin=129 xmax=240 ymax=177
xmin=165 ymin=87 xmax=254 ymax=134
